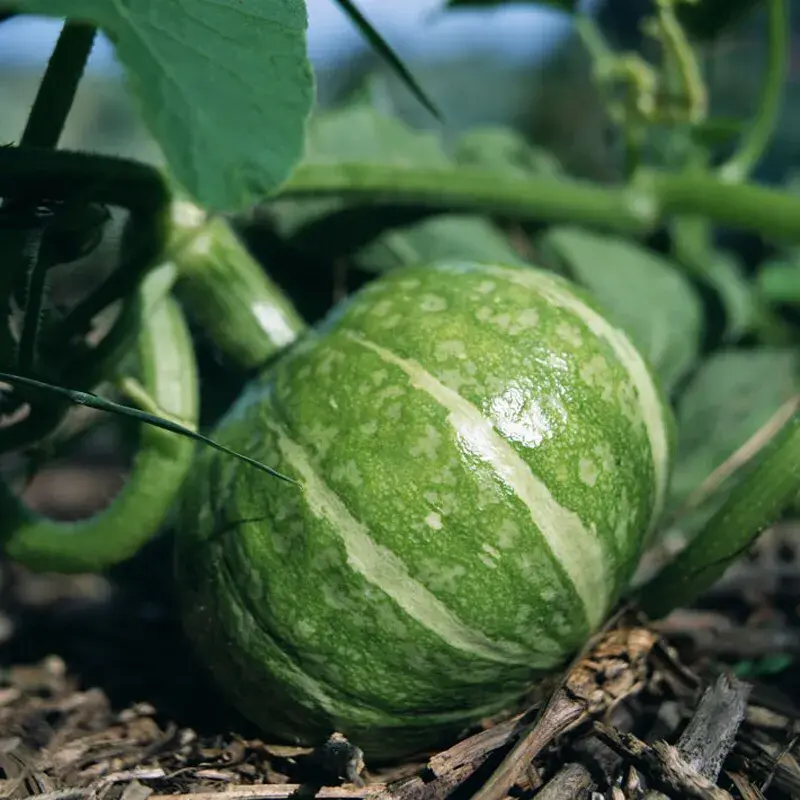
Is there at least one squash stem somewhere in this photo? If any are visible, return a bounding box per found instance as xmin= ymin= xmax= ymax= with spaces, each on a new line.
xmin=171 ymin=208 xmax=308 ymax=370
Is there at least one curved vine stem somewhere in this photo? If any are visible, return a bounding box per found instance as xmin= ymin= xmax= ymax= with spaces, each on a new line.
xmin=0 ymin=149 xmax=171 ymax=344
xmin=0 ymin=250 xmax=299 ymax=572
xmin=717 ymin=0 xmax=789 ymax=184
xmin=0 ymin=147 xmax=169 ymax=214
xmin=636 ymin=403 xmax=800 ymax=619
xmin=0 ymin=147 xmax=172 ymax=454
xmin=0 ymin=258 xmax=301 ymax=570
xmin=0 ymin=265 xmax=199 ymax=573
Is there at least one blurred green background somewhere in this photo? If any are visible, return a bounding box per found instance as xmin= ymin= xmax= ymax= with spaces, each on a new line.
xmin=2 ymin=1 xmax=798 ymax=184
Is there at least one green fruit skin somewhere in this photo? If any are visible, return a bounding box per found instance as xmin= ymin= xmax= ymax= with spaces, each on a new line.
xmin=174 ymin=260 xmax=674 ymax=762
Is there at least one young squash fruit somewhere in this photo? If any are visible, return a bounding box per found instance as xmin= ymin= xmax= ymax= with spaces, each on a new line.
xmin=174 ymin=260 xmax=674 ymax=762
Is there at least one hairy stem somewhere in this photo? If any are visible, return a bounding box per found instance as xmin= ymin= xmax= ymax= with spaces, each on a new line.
xmin=0 ymin=147 xmax=170 ymax=214
xmin=9 ymin=22 xmax=96 ymax=374
xmin=0 ymin=213 xmax=45 ymax=372
xmin=17 ymin=234 xmax=50 ymax=372
xmin=717 ymin=0 xmax=789 ymax=183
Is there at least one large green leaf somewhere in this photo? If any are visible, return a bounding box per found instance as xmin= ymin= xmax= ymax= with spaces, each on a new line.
xmin=759 ymin=258 xmax=800 ymax=304
xmin=353 ymin=214 xmax=525 ymax=273
xmin=539 ymin=226 xmax=702 ymax=393
xmin=304 ymin=105 xmax=446 ymax=165
xmin=703 ymin=253 xmax=757 ymax=341
xmin=269 ymin=102 xmax=447 ymax=248
xmin=453 ymin=126 xmax=562 ymax=178
xmin=269 ymin=105 xmax=522 ymax=264
xmin=670 ymin=348 xmax=800 ymax=506
xmin=671 ymin=216 xmax=756 ymax=343
xmin=14 ymin=0 xmax=314 ymax=212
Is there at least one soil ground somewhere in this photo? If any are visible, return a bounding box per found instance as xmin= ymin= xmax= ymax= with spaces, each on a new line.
xmin=3 ymin=458 xmax=800 ymax=800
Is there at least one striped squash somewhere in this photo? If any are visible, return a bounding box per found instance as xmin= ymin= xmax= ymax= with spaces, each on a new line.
xmin=174 ymin=260 xmax=674 ymax=762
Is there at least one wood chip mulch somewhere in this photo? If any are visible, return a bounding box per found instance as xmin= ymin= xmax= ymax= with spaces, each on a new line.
xmin=3 ymin=471 xmax=800 ymax=799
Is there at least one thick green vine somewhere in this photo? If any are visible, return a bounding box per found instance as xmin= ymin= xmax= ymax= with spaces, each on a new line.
xmin=276 ymin=162 xmax=800 ymax=243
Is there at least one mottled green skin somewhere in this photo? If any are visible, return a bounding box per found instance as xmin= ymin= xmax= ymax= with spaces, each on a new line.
xmin=174 ymin=261 xmax=674 ymax=761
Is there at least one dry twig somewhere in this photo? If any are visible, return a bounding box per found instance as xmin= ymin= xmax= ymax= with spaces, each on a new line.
xmin=593 ymin=723 xmax=733 ymax=800
xmin=468 ymin=625 xmax=657 ymax=800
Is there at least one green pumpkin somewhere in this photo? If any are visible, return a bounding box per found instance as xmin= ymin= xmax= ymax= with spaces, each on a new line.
xmin=174 ymin=260 xmax=674 ymax=762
